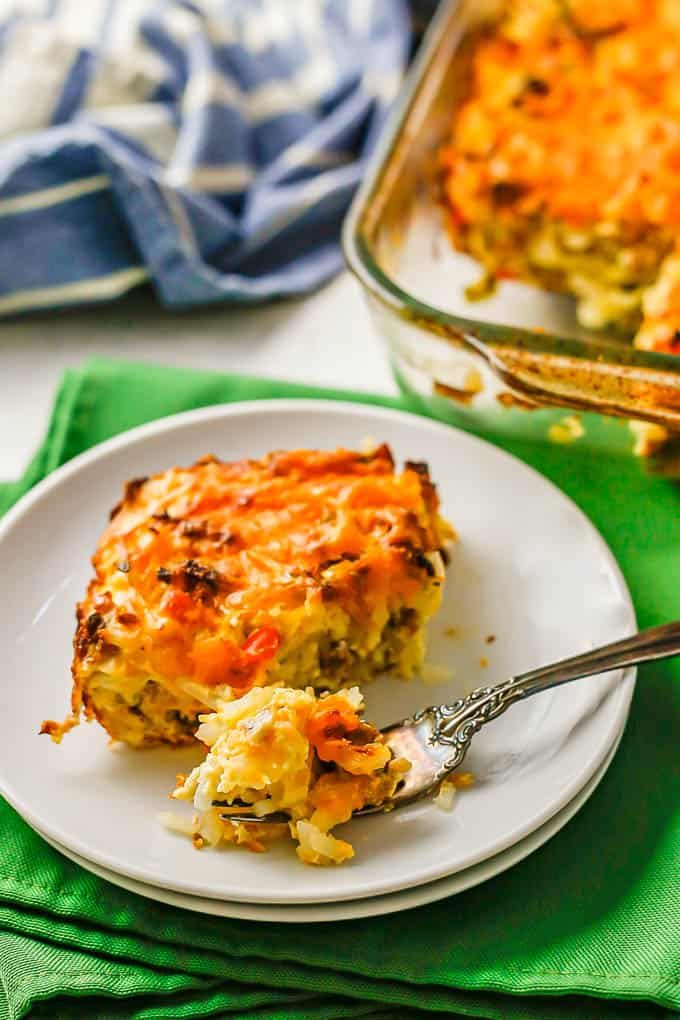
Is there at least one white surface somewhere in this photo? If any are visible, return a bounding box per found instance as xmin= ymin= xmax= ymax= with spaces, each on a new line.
xmin=0 ymin=400 xmax=635 ymax=905
xmin=0 ymin=273 xmax=396 ymax=481
xmin=36 ymin=724 xmax=625 ymax=922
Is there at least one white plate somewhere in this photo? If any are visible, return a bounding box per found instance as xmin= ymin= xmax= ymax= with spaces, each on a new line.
xmin=0 ymin=400 xmax=635 ymax=905
xmin=36 ymin=718 xmax=626 ymax=922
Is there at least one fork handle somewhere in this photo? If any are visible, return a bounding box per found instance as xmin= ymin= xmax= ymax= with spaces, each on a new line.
xmin=422 ymin=620 xmax=680 ymax=772
xmin=514 ymin=620 xmax=680 ymax=696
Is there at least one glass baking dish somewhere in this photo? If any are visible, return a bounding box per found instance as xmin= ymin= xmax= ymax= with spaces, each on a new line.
xmin=343 ymin=0 xmax=680 ymax=466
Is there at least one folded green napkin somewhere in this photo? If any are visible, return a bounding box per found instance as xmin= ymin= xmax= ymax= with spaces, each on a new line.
xmin=0 ymin=357 xmax=678 ymax=1020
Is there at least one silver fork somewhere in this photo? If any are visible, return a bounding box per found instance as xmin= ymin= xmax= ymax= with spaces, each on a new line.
xmin=215 ymin=621 xmax=680 ymax=822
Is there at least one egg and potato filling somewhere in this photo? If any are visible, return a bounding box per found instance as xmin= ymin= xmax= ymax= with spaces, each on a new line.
xmin=163 ymin=685 xmax=410 ymax=865
xmin=42 ymin=445 xmax=453 ymax=747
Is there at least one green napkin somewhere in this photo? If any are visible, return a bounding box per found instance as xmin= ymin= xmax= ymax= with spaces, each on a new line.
xmin=0 ymin=357 xmax=678 ymax=1020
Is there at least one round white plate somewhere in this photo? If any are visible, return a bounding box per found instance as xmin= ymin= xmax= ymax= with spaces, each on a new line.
xmin=36 ymin=717 xmax=626 ymax=922
xmin=0 ymin=400 xmax=635 ymax=905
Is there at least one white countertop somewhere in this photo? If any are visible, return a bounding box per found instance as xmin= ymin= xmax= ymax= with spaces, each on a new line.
xmin=0 ymin=272 xmax=397 ymax=482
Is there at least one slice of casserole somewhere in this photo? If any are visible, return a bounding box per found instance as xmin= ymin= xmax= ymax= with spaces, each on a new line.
xmin=441 ymin=0 xmax=680 ymax=359
xmin=165 ymin=685 xmax=410 ymax=865
xmin=42 ymin=445 xmax=453 ymax=747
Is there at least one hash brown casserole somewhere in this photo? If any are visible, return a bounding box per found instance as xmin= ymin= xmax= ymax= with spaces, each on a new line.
xmin=164 ymin=685 xmax=410 ymax=865
xmin=441 ymin=0 xmax=680 ymax=360
xmin=42 ymin=445 xmax=453 ymax=748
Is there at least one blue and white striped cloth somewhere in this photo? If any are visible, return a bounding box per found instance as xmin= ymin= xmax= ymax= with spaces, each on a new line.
xmin=0 ymin=0 xmax=410 ymax=315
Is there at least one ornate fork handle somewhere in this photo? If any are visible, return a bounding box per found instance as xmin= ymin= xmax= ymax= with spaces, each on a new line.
xmin=415 ymin=620 xmax=680 ymax=772
xmin=413 ymin=682 xmax=526 ymax=771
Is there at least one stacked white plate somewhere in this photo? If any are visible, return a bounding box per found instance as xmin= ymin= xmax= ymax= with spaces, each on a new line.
xmin=0 ymin=402 xmax=635 ymax=922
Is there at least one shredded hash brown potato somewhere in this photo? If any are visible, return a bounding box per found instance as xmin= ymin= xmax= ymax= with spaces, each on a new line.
xmin=440 ymin=0 xmax=680 ymax=451
xmin=42 ymin=445 xmax=454 ymax=747
xmin=166 ymin=685 xmax=410 ymax=865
